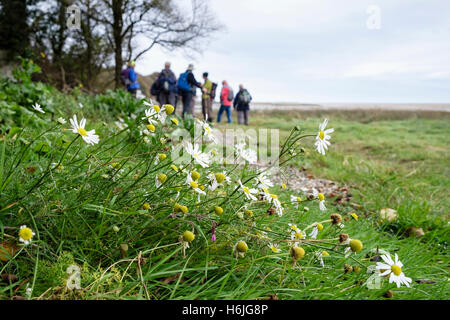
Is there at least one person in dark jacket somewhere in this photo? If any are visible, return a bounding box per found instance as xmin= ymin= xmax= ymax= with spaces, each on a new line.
xmin=233 ymin=84 xmax=252 ymax=125
xmin=179 ymin=64 xmax=202 ymax=118
xmin=157 ymin=62 xmax=177 ymax=107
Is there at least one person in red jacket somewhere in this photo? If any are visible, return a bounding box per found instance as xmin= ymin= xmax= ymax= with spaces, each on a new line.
xmin=217 ymin=80 xmax=233 ymax=123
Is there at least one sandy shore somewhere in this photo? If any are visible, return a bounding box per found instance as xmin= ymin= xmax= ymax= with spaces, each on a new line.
xmin=202 ymin=102 xmax=450 ymax=112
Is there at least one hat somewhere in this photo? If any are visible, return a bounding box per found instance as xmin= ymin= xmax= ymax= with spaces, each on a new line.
xmin=187 ymin=63 xmax=194 ymax=70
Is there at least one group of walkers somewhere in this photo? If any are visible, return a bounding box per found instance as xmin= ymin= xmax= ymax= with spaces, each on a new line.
xmin=121 ymin=61 xmax=253 ymax=125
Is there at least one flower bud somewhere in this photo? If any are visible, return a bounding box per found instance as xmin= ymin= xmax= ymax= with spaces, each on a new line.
xmin=350 ymin=239 xmax=363 ymax=252
xmin=236 ymin=241 xmax=248 ymax=253
xmin=191 ymin=171 xmax=200 ymax=181
xmin=183 ymin=231 xmax=195 ymax=243
xmin=290 ymin=246 xmax=305 ymax=260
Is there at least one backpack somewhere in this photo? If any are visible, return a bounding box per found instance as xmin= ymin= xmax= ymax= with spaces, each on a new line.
xmin=160 ymin=77 xmax=170 ymax=93
xmin=120 ymin=69 xmax=131 ymax=87
xmin=239 ymin=90 xmax=251 ymax=104
xmin=227 ymin=87 xmax=234 ymax=101
xmin=177 ymin=72 xmax=191 ymax=92
xmin=210 ymin=82 xmax=218 ymax=100
xmin=150 ymin=80 xmax=160 ymax=96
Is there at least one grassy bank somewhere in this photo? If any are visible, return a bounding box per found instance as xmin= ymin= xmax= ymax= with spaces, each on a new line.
xmin=0 ymin=61 xmax=448 ymax=300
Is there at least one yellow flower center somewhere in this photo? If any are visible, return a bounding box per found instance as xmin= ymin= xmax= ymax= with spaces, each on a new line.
xmin=317 ymin=223 xmax=324 ymax=231
xmin=215 ymin=173 xmax=225 ymax=183
xmin=19 ymin=228 xmax=33 ymax=241
xmin=77 ymin=128 xmax=87 ymax=137
xmin=190 ymin=181 xmax=198 ymax=189
xmin=215 ymin=206 xmax=223 ymax=215
xmin=191 ymin=171 xmax=200 ymax=181
xmin=171 ymin=118 xmax=179 ymax=125
xmin=153 ymin=105 xmax=160 ymax=112
xmin=270 ymin=194 xmax=278 ymax=199
xmin=157 ymin=174 xmax=167 ymax=183
xmin=171 ymin=165 xmax=178 ymax=172
xmin=146 ymin=124 xmax=155 ymax=132
xmin=205 ymin=126 xmax=211 ymax=134
xmin=319 ymin=130 xmax=325 ymax=140
xmin=318 ymin=193 xmax=325 ymax=201
xmin=243 ymin=187 xmax=250 ymax=194
xmin=296 ymin=197 xmax=302 ymax=202
xmin=158 ymin=153 xmax=166 ymax=161
xmin=391 ymin=265 xmax=402 ymax=276
xmin=295 ymin=232 xmax=304 ymax=239
xmin=164 ymin=104 xmax=174 ymax=114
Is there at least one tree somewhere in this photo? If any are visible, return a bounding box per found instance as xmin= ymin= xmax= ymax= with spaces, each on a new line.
xmin=0 ymin=0 xmax=31 ymax=60
xmin=94 ymin=0 xmax=223 ymax=89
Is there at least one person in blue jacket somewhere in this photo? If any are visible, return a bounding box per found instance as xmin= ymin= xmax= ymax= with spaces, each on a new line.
xmin=126 ymin=60 xmax=140 ymax=97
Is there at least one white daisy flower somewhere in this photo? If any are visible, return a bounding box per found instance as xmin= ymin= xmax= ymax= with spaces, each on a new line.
xmin=312 ymin=188 xmax=327 ymax=211
xmin=184 ymin=142 xmax=210 ymax=168
xmin=196 ymin=119 xmax=218 ymax=143
xmin=70 ymin=115 xmax=99 ymax=145
xmin=143 ymin=101 xmax=166 ymax=123
xmin=142 ymin=107 xmax=159 ymax=125
xmin=57 ymin=117 xmax=66 ymax=124
xmin=315 ymin=250 xmax=329 ymax=267
xmin=314 ymin=119 xmax=334 ymax=155
xmin=289 ymin=224 xmax=306 ymax=240
xmin=290 ymin=195 xmax=303 ymax=208
xmin=18 ymin=225 xmax=35 ymax=245
xmin=268 ymin=243 xmax=281 ymax=253
xmin=186 ymin=174 xmax=206 ymax=195
xmin=32 ymin=103 xmax=45 ymax=113
xmin=238 ymin=179 xmax=258 ymax=201
xmin=309 ymin=223 xmax=323 ymax=240
xmin=376 ymin=253 xmax=412 ymax=288
xmin=207 ymin=173 xmax=220 ymax=191
xmin=235 ymin=142 xmax=257 ymax=164
xmin=255 ymin=173 xmax=274 ymax=189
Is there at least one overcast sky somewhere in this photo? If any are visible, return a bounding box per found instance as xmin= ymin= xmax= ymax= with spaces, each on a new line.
xmin=135 ymin=0 xmax=450 ymax=103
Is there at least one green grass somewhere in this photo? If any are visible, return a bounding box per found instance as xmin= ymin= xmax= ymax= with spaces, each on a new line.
xmin=0 ymin=61 xmax=448 ymax=300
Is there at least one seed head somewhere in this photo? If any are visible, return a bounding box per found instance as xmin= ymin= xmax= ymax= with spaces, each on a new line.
xmin=339 ymin=233 xmax=349 ymax=243
xmin=330 ymin=213 xmax=342 ymax=225
xmin=290 ymin=246 xmax=305 ymax=260
xmin=183 ymin=231 xmax=195 ymax=243
xmin=350 ymin=239 xmax=363 ymax=252
xmin=236 ymin=241 xmax=248 ymax=253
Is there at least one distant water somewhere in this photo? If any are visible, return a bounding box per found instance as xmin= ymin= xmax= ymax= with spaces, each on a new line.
xmin=197 ymin=101 xmax=450 ymax=112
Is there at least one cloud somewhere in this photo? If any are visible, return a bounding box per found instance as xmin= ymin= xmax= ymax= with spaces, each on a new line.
xmin=135 ymin=0 xmax=450 ymax=102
